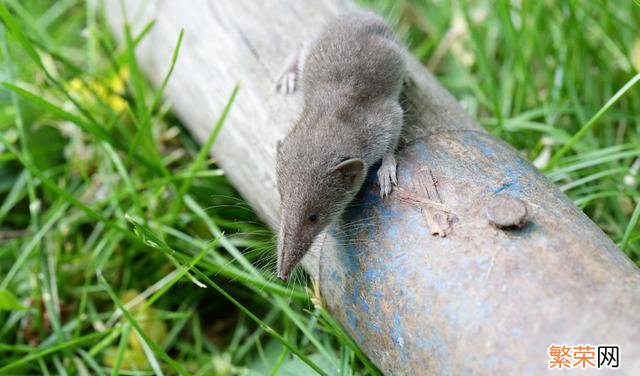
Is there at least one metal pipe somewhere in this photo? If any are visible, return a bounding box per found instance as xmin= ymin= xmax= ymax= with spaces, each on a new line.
xmin=321 ymin=130 xmax=640 ymax=373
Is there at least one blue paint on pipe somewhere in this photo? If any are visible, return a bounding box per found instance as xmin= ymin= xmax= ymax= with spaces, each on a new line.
xmin=415 ymin=335 xmax=448 ymax=358
xmin=493 ymin=181 xmax=517 ymax=194
xmin=366 ymin=320 xmax=383 ymax=334
xmin=345 ymin=310 xmax=365 ymax=343
xmin=390 ymin=311 xmax=408 ymax=355
xmin=330 ymin=269 xmax=342 ymax=284
xmin=479 ymin=141 xmax=497 ymax=158
xmin=342 ymin=242 xmax=360 ymax=274
xmin=364 ymin=267 xmax=382 ymax=283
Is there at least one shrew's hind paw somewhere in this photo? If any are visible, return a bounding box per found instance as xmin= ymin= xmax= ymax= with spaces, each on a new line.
xmin=275 ymin=49 xmax=300 ymax=95
xmin=276 ymin=71 xmax=297 ymax=94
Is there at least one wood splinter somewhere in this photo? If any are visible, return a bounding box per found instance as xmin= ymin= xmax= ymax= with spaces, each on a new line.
xmin=395 ymin=168 xmax=453 ymax=237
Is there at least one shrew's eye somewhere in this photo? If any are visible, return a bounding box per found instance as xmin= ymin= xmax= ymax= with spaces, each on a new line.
xmin=308 ymin=214 xmax=318 ymax=223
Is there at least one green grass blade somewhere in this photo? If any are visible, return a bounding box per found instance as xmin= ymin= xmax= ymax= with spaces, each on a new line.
xmin=110 ymin=324 xmax=131 ymax=376
xmin=1 ymin=201 xmax=69 ymax=289
xmin=621 ymin=199 xmax=640 ymax=252
xmin=0 ymin=135 xmax=140 ymax=244
xmin=168 ymin=84 xmax=239 ymax=218
xmin=1 ymin=82 xmax=163 ymax=175
xmin=546 ymin=72 xmax=640 ymax=170
xmin=98 ymin=273 xmax=190 ymax=376
xmin=143 ymin=240 xmax=216 ymax=310
xmin=1 ymin=83 xmax=110 ymax=141
xmin=189 ymin=269 xmax=329 ymax=376
xmin=128 ymin=29 xmax=185 ymax=164
xmin=102 ymin=142 xmax=141 ymax=214
xmin=0 ymin=1 xmax=45 ymax=69
xmin=318 ymin=309 xmax=380 ymax=375
xmin=0 ymin=330 xmax=113 ymax=374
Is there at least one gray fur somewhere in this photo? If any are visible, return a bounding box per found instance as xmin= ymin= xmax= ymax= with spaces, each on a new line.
xmin=276 ymin=10 xmax=405 ymax=280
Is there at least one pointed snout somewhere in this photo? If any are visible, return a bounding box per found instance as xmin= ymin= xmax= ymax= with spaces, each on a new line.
xmin=277 ymin=261 xmax=292 ymax=281
xmin=276 ymin=242 xmax=303 ymax=281
xmin=276 ymin=225 xmax=311 ymax=281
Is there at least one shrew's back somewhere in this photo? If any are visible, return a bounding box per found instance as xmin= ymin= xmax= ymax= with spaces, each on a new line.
xmin=302 ymin=11 xmax=405 ymax=101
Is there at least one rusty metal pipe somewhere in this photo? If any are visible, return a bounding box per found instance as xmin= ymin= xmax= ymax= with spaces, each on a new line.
xmin=321 ymin=130 xmax=640 ymax=373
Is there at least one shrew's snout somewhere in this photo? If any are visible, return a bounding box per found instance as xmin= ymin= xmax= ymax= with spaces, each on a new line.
xmin=276 ymin=228 xmax=311 ymax=281
xmin=276 ymin=243 xmax=302 ymax=281
xmin=277 ymin=264 xmax=290 ymax=281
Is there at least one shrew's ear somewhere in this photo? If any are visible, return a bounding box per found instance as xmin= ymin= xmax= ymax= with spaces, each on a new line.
xmin=328 ymin=158 xmax=365 ymax=190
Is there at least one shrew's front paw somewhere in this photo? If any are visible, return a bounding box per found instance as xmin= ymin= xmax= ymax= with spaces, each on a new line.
xmin=377 ymin=153 xmax=397 ymax=198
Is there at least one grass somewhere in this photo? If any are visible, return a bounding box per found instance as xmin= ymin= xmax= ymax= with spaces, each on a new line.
xmin=0 ymin=0 xmax=639 ymax=374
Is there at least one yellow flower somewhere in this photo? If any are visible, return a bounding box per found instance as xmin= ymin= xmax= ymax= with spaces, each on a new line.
xmin=66 ymin=67 xmax=129 ymax=112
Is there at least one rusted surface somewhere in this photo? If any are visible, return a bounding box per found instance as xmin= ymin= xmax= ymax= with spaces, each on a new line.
xmin=319 ymin=131 xmax=640 ymax=374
